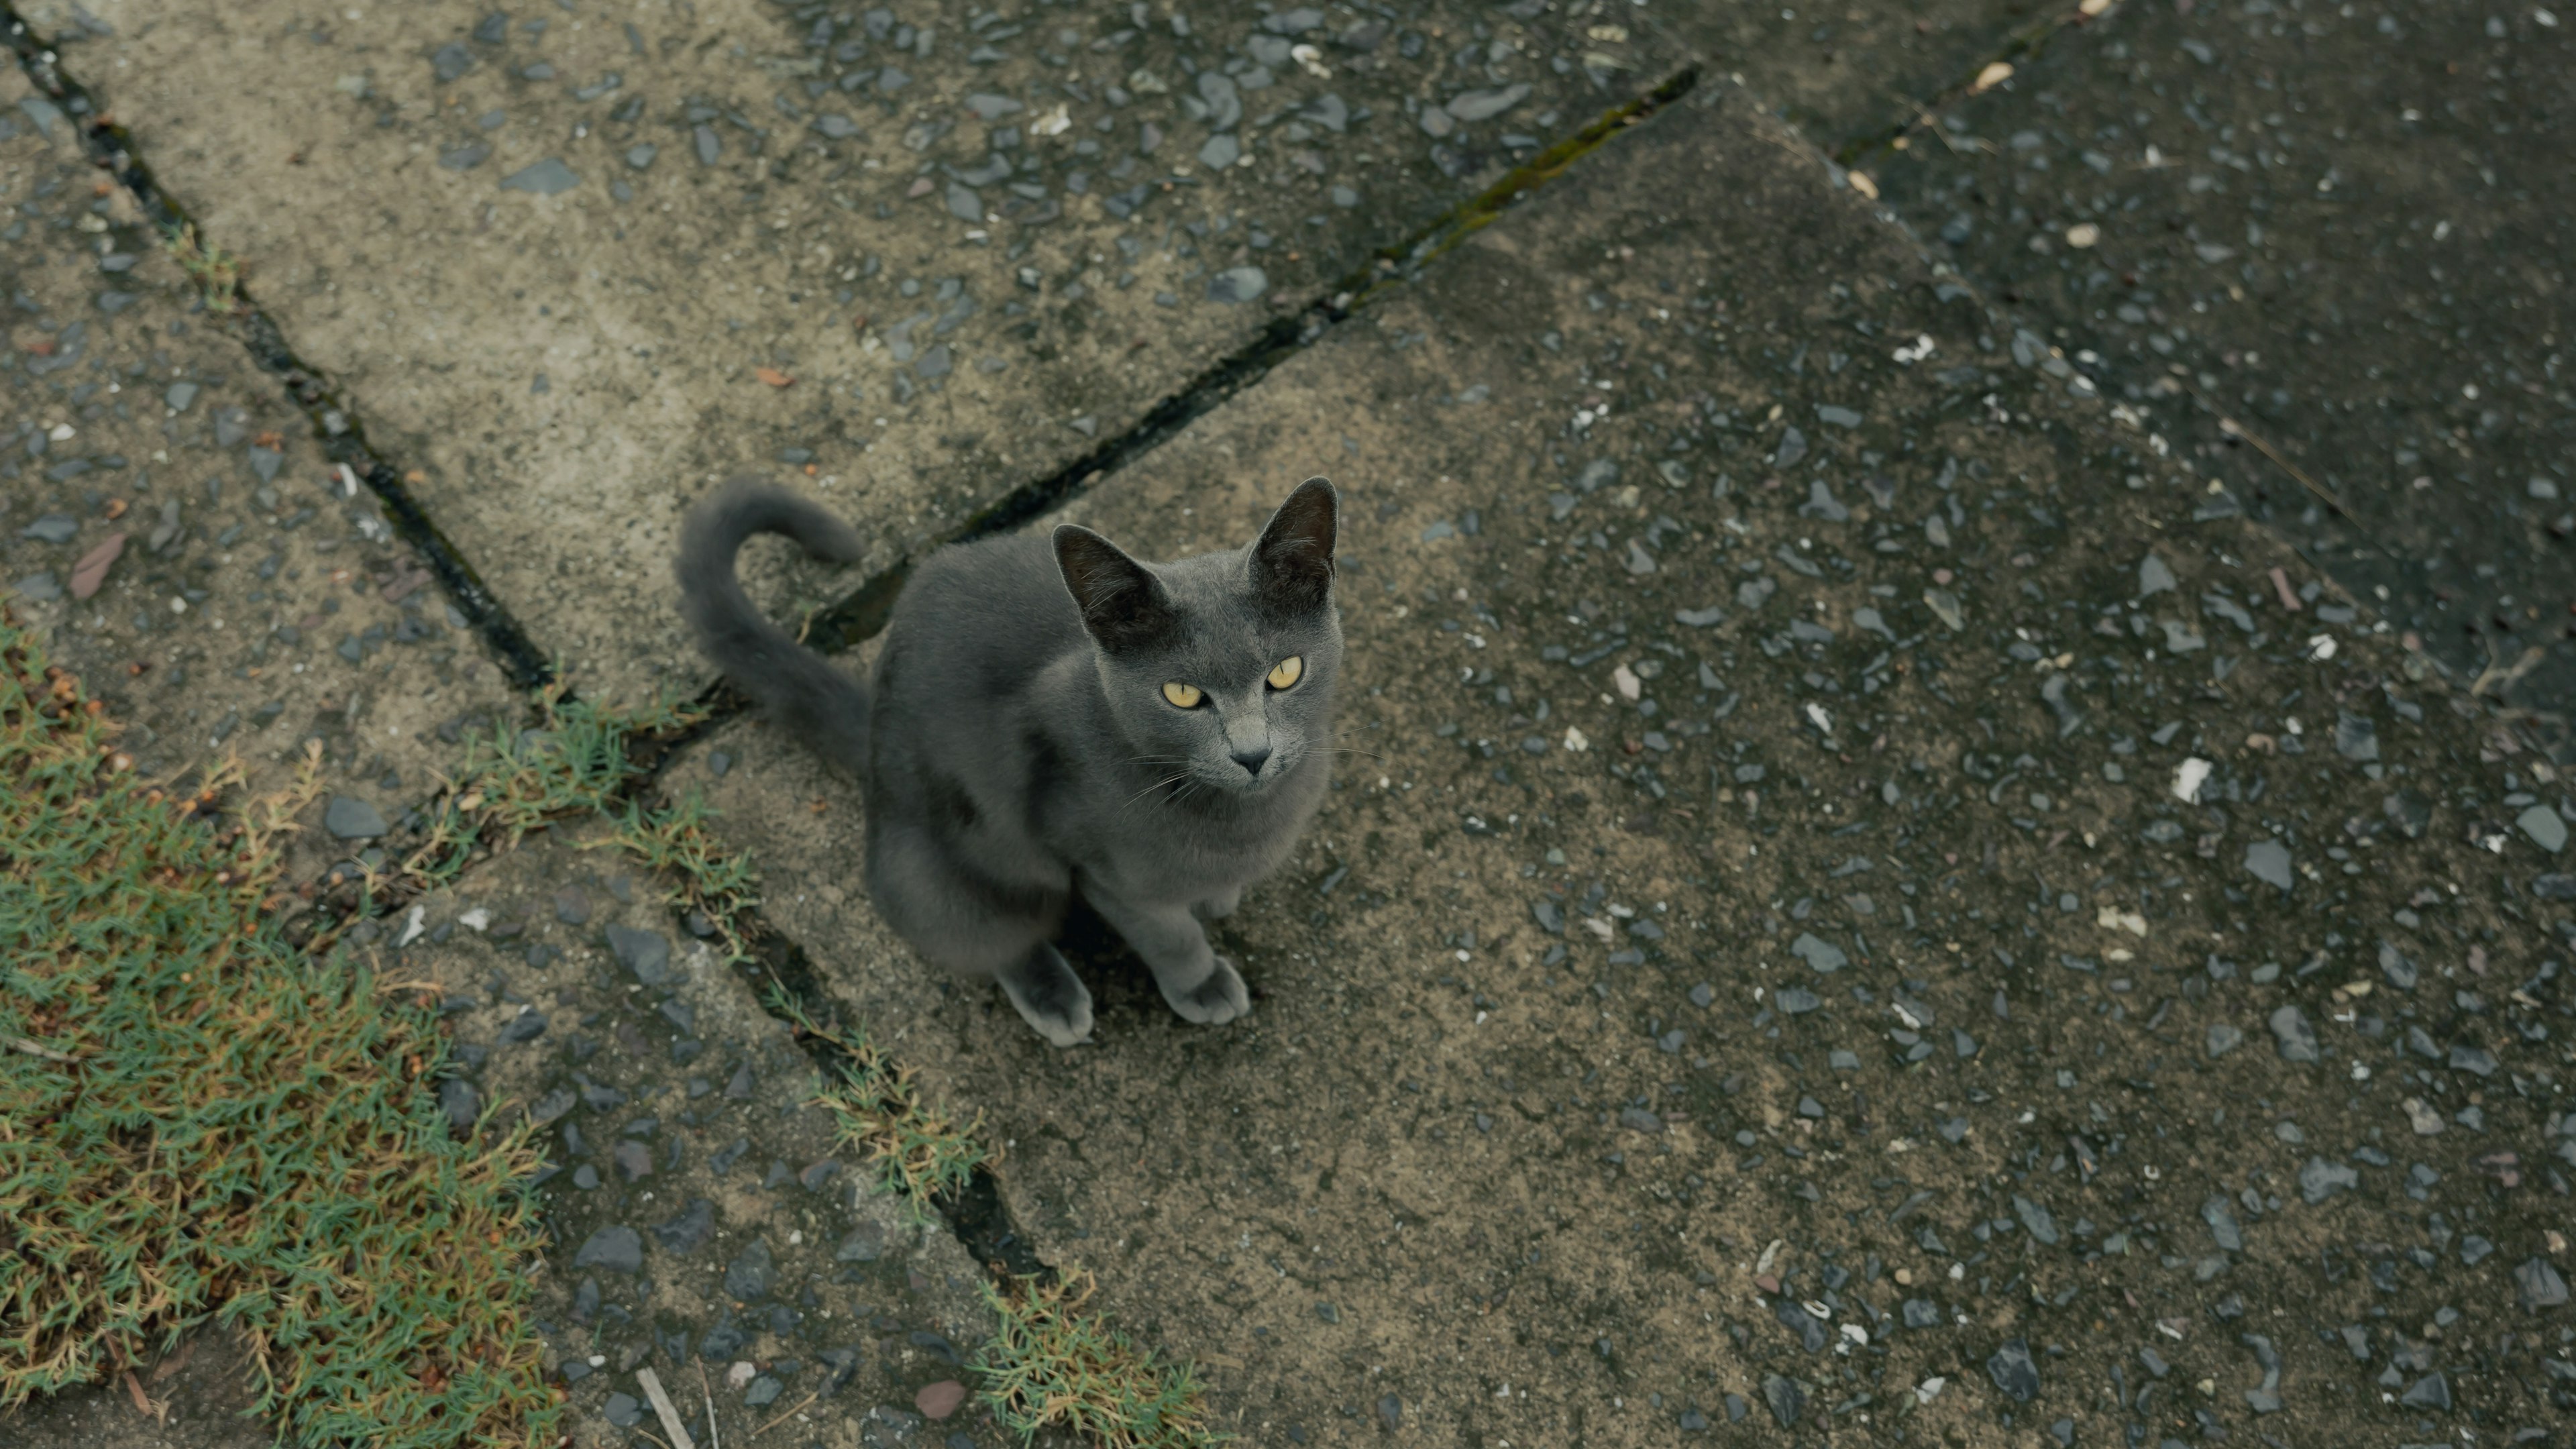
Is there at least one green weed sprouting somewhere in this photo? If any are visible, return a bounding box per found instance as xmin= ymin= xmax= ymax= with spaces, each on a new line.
xmin=415 ymin=674 xmax=700 ymax=860
xmin=0 ymin=616 xmax=557 ymax=1446
xmin=778 ymin=991 xmax=991 ymax=1219
xmin=368 ymin=673 xmax=761 ymax=958
xmin=972 ymin=1269 xmax=1230 ymax=1449
xmin=594 ymin=790 xmax=761 ymax=963
xmin=161 ymin=221 xmax=243 ymax=314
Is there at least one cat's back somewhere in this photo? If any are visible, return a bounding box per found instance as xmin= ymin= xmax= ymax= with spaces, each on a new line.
xmin=878 ymin=532 xmax=1082 ymax=693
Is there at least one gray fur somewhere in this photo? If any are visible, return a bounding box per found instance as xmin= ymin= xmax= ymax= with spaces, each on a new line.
xmin=677 ymin=477 xmax=1343 ymax=1045
xmin=673 ymin=484 xmax=871 ymax=771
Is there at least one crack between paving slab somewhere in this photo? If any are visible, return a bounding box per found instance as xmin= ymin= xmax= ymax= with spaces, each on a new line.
xmin=635 ymin=64 xmax=1705 ymax=771
xmin=737 ymin=918 xmax=1048 ymax=1281
xmin=4 ymin=11 xmax=557 ymax=692
xmin=1828 ymin=10 xmax=2090 ymax=169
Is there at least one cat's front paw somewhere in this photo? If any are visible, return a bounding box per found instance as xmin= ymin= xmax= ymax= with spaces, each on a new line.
xmin=1189 ymin=888 xmax=1243 ymax=922
xmin=998 ymin=947 xmax=1095 ymax=1048
xmin=1160 ymin=955 xmax=1252 ymax=1026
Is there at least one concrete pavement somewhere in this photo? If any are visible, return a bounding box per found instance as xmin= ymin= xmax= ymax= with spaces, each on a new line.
xmin=6 ymin=2 xmax=2573 ymax=1446
xmin=694 ymin=77 xmax=2575 ymax=1445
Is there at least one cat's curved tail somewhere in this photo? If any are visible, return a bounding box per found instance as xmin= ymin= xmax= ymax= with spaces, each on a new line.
xmin=675 ymin=480 xmax=872 ymax=773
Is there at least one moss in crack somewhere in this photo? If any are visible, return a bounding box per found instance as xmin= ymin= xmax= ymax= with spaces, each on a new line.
xmin=1346 ymin=64 xmax=1702 ymax=299
xmin=592 ymin=789 xmax=761 ymax=964
xmin=300 ymin=676 xmax=708 ymax=951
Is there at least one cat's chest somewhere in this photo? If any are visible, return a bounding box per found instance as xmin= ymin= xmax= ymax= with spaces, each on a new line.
xmin=1095 ymin=785 xmax=1317 ymax=895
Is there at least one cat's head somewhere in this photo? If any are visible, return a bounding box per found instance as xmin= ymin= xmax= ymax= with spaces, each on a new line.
xmin=1053 ymin=478 xmax=1342 ymax=797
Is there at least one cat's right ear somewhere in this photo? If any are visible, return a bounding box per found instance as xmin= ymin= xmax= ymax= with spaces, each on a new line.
xmin=1249 ymin=476 xmax=1338 ymax=616
xmin=1054 ymin=525 xmax=1177 ymax=652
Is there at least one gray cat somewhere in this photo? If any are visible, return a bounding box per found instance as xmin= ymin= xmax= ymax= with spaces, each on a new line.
xmin=676 ymin=478 xmax=1342 ymax=1046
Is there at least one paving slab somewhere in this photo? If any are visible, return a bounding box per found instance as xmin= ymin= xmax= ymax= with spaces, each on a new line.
xmin=376 ymin=824 xmax=1000 ymax=1448
xmin=1856 ymin=0 xmax=2576 ymax=710
xmin=676 ymin=78 xmax=2576 ymax=1445
xmin=0 ymin=64 xmax=517 ymax=833
xmin=25 ymin=0 xmax=1661 ymax=703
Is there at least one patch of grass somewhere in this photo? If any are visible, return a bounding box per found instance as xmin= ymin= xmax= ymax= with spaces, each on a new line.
xmin=160 ymin=222 xmax=243 ymax=315
xmin=415 ymin=675 xmax=702 ymax=863
xmin=784 ymin=994 xmax=992 ymax=1218
xmin=973 ymin=1269 xmax=1228 ymax=1449
xmin=0 ymin=614 xmax=557 ymax=1445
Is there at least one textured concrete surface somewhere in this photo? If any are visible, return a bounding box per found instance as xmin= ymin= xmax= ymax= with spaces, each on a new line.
xmin=688 ymin=81 xmax=2574 ymax=1445
xmin=1860 ymin=0 xmax=2576 ymax=711
xmin=0 ymin=64 xmax=517 ymax=818
xmin=35 ymin=0 xmax=1712 ymax=701
xmin=7 ymin=1 xmax=2575 ymax=1446
xmin=397 ymin=826 xmax=1005 ymax=1449
xmin=3 ymin=1326 xmax=270 ymax=1449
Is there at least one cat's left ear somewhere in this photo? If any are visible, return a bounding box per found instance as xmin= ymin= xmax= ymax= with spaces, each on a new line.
xmin=1250 ymin=476 xmax=1337 ymax=615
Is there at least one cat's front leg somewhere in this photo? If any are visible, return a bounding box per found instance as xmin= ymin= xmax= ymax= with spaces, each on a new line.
xmin=1189 ymin=885 xmax=1244 ymax=922
xmin=1084 ymin=883 xmax=1251 ymax=1026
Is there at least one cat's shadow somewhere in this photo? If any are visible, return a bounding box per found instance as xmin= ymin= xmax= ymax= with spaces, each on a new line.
xmin=1051 ymin=902 xmax=1263 ymax=1027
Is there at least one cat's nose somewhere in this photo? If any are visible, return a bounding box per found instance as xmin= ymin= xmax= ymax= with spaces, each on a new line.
xmin=1230 ymin=744 xmax=1272 ymax=777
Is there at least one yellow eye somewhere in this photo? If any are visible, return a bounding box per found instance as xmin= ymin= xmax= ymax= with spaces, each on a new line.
xmin=1161 ymin=681 xmax=1204 ymax=708
xmin=1266 ymin=655 xmax=1304 ymax=690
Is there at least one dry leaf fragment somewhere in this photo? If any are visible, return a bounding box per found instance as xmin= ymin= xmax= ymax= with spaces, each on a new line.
xmin=1972 ymin=61 xmax=2015 ymax=93
xmin=121 ymin=1369 xmax=167 ymax=1422
xmin=754 ymin=367 xmax=796 ymax=388
xmin=70 ymin=532 xmax=128 ymax=600
xmin=1847 ymin=170 xmax=1880 ymax=200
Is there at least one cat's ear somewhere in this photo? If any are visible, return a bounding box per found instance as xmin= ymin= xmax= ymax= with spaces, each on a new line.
xmin=1250 ymin=476 xmax=1338 ymax=615
xmin=1054 ymin=525 xmax=1177 ymax=651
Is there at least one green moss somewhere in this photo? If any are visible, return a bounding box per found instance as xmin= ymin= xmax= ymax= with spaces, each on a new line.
xmin=594 ymin=790 xmax=761 ymax=964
